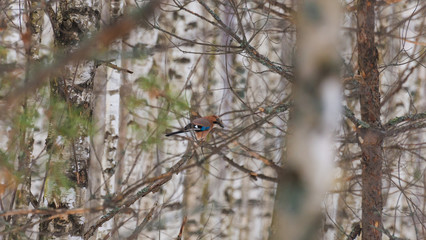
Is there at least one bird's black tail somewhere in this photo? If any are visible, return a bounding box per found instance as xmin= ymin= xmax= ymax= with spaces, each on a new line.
xmin=165 ymin=130 xmax=186 ymax=137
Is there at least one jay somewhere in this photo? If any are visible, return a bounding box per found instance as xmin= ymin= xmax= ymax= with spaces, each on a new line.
xmin=165 ymin=115 xmax=224 ymax=141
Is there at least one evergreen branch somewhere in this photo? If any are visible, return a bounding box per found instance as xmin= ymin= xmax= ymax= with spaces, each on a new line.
xmin=343 ymin=105 xmax=370 ymax=128
xmin=384 ymin=112 xmax=426 ymax=128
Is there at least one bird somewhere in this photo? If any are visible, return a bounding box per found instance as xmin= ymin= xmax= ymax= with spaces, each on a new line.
xmin=165 ymin=115 xmax=224 ymax=140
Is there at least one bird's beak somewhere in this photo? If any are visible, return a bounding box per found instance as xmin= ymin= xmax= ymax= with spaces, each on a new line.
xmin=218 ymin=120 xmax=224 ymax=128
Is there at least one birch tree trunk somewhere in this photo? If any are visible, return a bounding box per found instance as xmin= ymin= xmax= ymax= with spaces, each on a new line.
xmin=97 ymin=0 xmax=123 ymax=237
xmin=2 ymin=0 xmax=425 ymax=239
xmin=10 ymin=0 xmax=43 ymax=237
xmin=270 ymin=0 xmax=341 ymax=239
xmin=41 ymin=1 xmax=100 ymax=238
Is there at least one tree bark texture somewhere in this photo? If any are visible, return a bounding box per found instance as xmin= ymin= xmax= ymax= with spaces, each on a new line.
xmin=41 ymin=1 xmax=99 ymax=238
xmin=357 ymin=0 xmax=383 ymax=239
xmin=95 ymin=0 xmax=123 ymax=237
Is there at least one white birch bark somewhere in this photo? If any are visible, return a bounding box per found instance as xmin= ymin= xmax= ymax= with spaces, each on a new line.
xmin=41 ymin=0 xmax=99 ymax=237
xmin=270 ymin=1 xmax=341 ymax=239
xmin=92 ymin=0 xmax=123 ymax=238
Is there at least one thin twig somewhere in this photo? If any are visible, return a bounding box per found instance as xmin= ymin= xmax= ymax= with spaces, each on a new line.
xmin=196 ymin=0 xmax=293 ymax=80
xmin=0 ymin=206 xmax=104 ymax=217
xmin=126 ymin=202 xmax=158 ymax=240
xmin=83 ymin=148 xmax=194 ymax=239
xmin=103 ymin=61 xmax=134 ymax=74
xmin=176 ymin=215 xmax=187 ymax=240
xmin=217 ymin=152 xmax=277 ymax=182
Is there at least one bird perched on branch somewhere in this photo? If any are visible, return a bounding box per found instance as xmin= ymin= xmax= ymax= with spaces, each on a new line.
xmin=165 ymin=115 xmax=224 ymax=141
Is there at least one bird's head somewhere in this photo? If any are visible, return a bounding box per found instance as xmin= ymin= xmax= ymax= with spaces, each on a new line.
xmin=210 ymin=115 xmax=224 ymax=128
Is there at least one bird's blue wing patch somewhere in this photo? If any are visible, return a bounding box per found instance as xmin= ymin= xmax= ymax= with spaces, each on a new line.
xmin=200 ymin=126 xmax=210 ymax=131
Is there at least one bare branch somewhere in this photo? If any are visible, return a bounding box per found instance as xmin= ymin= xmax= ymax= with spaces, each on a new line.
xmin=196 ymin=0 xmax=293 ymax=80
xmin=126 ymin=203 xmax=158 ymax=240
xmin=83 ymin=148 xmax=194 ymax=240
xmin=176 ymin=215 xmax=187 ymax=240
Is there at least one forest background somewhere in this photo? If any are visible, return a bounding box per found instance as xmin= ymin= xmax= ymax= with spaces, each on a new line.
xmin=0 ymin=0 xmax=425 ymax=239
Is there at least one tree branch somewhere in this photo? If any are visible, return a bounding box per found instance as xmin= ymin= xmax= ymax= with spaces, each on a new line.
xmin=217 ymin=151 xmax=277 ymax=182
xmin=384 ymin=112 xmax=426 ymax=128
xmin=176 ymin=215 xmax=187 ymax=240
xmin=196 ymin=0 xmax=293 ymax=80
xmin=384 ymin=112 xmax=426 ymax=136
xmin=126 ymin=203 xmax=158 ymax=240
xmin=343 ymin=105 xmax=370 ymax=128
xmin=83 ymin=148 xmax=194 ymax=240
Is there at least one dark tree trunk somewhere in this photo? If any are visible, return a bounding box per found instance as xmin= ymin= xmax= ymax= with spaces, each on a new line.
xmin=357 ymin=0 xmax=383 ymax=239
